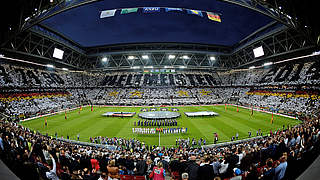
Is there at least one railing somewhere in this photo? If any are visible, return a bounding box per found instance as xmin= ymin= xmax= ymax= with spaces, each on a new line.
xmin=56 ymin=138 xmax=117 ymax=151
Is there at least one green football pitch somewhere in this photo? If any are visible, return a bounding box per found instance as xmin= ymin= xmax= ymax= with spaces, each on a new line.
xmin=20 ymin=105 xmax=301 ymax=147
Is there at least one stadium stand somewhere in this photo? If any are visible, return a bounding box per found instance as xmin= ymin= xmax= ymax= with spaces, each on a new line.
xmin=1 ymin=57 xmax=320 ymax=179
xmin=0 ymin=112 xmax=320 ymax=180
xmin=1 ymin=61 xmax=320 ymax=118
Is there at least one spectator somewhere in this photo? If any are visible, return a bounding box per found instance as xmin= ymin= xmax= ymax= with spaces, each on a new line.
xmin=186 ymin=155 xmax=199 ymax=180
xmin=152 ymin=161 xmax=166 ymax=180
xmin=197 ymin=157 xmax=214 ymax=180
xmin=274 ymin=155 xmax=287 ymax=180
xmin=107 ymin=160 xmax=120 ymax=180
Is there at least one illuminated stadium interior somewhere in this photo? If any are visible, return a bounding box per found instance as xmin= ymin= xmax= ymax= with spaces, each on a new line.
xmin=0 ymin=0 xmax=320 ymax=180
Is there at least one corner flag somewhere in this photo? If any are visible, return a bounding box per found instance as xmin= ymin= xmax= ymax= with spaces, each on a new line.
xmin=237 ymin=105 xmax=239 ymax=112
xmin=225 ymin=104 xmax=227 ymax=111
xmin=65 ymin=111 xmax=67 ymax=120
xmin=44 ymin=117 xmax=47 ymax=127
xmin=91 ymin=105 xmax=93 ymax=112
xmin=250 ymin=106 xmax=254 ymax=116
xmin=271 ymin=112 xmax=274 ymax=124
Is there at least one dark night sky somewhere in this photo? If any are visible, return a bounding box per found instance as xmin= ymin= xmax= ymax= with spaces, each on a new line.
xmin=0 ymin=0 xmax=318 ymax=47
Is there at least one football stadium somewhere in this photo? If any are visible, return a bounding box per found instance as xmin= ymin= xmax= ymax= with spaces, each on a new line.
xmin=0 ymin=0 xmax=319 ymax=180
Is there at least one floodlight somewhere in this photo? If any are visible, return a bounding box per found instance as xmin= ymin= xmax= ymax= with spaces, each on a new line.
xmin=142 ymin=55 xmax=149 ymax=59
xmin=53 ymin=48 xmax=64 ymax=59
xmin=168 ymin=55 xmax=175 ymax=59
xmin=210 ymin=56 xmax=216 ymax=60
xmin=128 ymin=56 xmax=135 ymax=60
xmin=46 ymin=64 xmax=54 ymax=68
xmin=253 ymin=46 xmax=264 ymax=58
xmin=62 ymin=68 xmax=68 ymax=71
xmin=182 ymin=55 xmax=189 ymax=59
xmin=102 ymin=57 xmax=108 ymax=62
xmin=249 ymin=66 xmax=255 ymax=69
xmin=263 ymin=62 xmax=273 ymax=66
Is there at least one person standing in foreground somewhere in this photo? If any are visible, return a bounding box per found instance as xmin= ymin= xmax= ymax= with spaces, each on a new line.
xmin=151 ymin=161 xmax=165 ymax=180
xmin=197 ymin=157 xmax=214 ymax=180
xmin=274 ymin=155 xmax=287 ymax=180
xmin=107 ymin=160 xmax=120 ymax=180
xmin=45 ymin=154 xmax=59 ymax=180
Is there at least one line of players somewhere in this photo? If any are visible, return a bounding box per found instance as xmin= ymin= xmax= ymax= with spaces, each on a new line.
xmin=133 ymin=127 xmax=187 ymax=134
xmin=135 ymin=119 xmax=178 ymax=127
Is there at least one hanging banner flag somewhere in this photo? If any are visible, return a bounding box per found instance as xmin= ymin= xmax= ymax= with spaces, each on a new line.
xmin=121 ymin=8 xmax=138 ymax=14
xmin=186 ymin=9 xmax=203 ymax=17
xmin=165 ymin=8 xmax=183 ymax=12
xmin=100 ymin=9 xmax=116 ymax=18
xmin=143 ymin=7 xmax=161 ymax=13
xmin=207 ymin=12 xmax=221 ymax=22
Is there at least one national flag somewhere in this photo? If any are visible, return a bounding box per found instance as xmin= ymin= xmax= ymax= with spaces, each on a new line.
xmin=207 ymin=12 xmax=221 ymax=22
xmin=199 ymin=89 xmax=211 ymax=96
xmin=121 ymin=8 xmax=138 ymax=14
xmin=237 ymin=105 xmax=239 ymax=112
xmin=186 ymin=9 xmax=203 ymax=17
xmin=100 ymin=9 xmax=116 ymax=18
xmin=143 ymin=7 xmax=160 ymax=13
xmin=178 ymin=90 xmax=189 ymax=97
xmin=108 ymin=91 xmax=119 ymax=97
xmin=165 ymin=8 xmax=183 ymax=12
xmin=130 ymin=91 xmax=143 ymax=98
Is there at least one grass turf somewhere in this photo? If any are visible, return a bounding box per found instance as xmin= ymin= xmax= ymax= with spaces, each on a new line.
xmin=20 ymin=105 xmax=301 ymax=147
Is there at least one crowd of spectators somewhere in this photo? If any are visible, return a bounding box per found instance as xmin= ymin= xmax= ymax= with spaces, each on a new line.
xmin=1 ymin=113 xmax=320 ymax=180
xmin=1 ymin=61 xmax=320 ymax=179
xmin=1 ymin=62 xmax=320 ymax=117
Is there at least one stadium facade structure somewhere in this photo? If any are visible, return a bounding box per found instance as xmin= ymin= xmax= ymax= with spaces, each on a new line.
xmin=0 ymin=0 xmax=318 ymax=71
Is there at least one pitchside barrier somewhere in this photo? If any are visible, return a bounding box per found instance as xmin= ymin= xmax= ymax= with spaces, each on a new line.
xmin=56 ymin=137 xmax=117 ymax=150
xmin=202 ymin=136 xmax=265 ymax=149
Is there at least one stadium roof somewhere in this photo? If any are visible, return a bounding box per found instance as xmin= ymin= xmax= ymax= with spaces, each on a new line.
xmin=34 ymin=0 xmax=279 ymax=48
xmin=1 ymin=0 xmax=317 ymax=70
